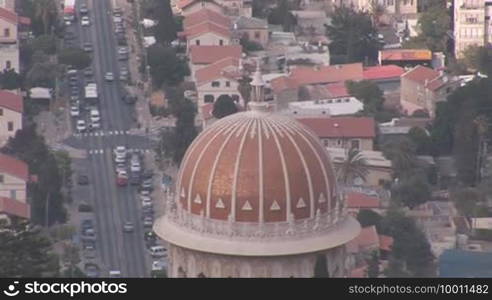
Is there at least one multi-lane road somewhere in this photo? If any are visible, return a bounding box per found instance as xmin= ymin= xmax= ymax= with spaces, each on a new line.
xmin=65 ymin=0 xmax=154 ymax=277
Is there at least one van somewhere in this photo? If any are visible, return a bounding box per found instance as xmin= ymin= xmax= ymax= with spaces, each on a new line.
xmin=149 ymin=246 xmax=167 ymax=258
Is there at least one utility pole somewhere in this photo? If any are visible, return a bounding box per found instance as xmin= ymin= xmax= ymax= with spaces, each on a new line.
xmin=45 ymin=192 xmax=51 ymax=227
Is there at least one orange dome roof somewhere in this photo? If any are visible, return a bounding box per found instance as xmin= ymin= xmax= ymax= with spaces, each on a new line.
xmin=176 ymin=107 xmax=339 ymax=223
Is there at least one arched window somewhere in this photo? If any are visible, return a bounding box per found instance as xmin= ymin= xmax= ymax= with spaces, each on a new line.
xmin=313 ymin=254 xmax=329 ymax=278
xmin=178 ymin=267 xmax=187 ymax=278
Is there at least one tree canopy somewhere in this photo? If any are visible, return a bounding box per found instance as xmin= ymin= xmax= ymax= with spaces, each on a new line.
xmin=460 ymin=45 xmax=492 ymax=76
xmin=408 ymin=127 xmax=434 ymax=155
xmin=147 ymin=44 xmax=188 ymax=87
xmin=0 ymin=220 xmax=59 ymax=277
xmin=392 ymin=174 xmax=431 ymax=209
xmin=0 ymin=69 xmax=22 ymax=90
xmin=212 ymin=95 xmax=238 ymax=119
xmin=346 ymin=80 xmax=384 ymax=114
xmin=325 ymin=6 xmax=380 ymax=63
xmin=58 ymin=48 xmax=91 ymax=70
xmin=267 ymin=0 xmax=297 ymax=32
xmin=152 ymin=0 xmax=178 ymax=43
xmin=26 ymin=62 xmax=58 ymax=88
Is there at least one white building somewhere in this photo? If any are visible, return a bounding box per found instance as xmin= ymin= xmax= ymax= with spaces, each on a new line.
xmin=283 ymin=96 xmax=363 ymax=117
xmin=453 ymin=0 xmax=488 ymax=59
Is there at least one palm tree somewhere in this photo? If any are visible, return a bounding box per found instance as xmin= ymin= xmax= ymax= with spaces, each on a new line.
xmin=381 ymin=137 xmax=419 ymax=180
xmin=368 ymin=0 xmax=386 ymax=27
xmin=337 ymin=147 xmax=369 ymax=185
xmin=34 ymin=0 xmax=58 ymax=35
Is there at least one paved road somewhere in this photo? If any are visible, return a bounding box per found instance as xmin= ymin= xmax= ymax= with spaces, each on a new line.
xmin=67 ymin=0 xmax=153 ymax=277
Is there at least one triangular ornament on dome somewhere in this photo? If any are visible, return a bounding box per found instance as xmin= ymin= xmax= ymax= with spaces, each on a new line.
xmin=296 ymin=197 xmax=307 ymax=208
xmin=216 ymin=198 xmax=225 ymax=209
xmin=270 ymin=200 xmax=280 ymax=211
xmin=242 ymin=200 xmax=253 ymax=211
xmin=181 ymin=187 xmax=186 ymax=198
xmin=319 ymin=193 xmax=326 ymax=203
xmin=194 ymin=194 xmax=202 ymax=204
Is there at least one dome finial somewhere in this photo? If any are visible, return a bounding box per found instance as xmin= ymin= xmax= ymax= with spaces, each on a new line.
xmin=249 ymin=58 xmax=266 ymax=110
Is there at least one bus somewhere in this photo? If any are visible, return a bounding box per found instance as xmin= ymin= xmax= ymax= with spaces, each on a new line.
xmin=63 ymin=0 xmax=76 ymax=22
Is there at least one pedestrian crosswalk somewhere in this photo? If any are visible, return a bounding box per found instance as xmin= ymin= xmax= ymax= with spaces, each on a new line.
xmin=88 ymin=148 xmax=151 ymax=155
xmin=74 ymin=130 xmax=131 ymax=138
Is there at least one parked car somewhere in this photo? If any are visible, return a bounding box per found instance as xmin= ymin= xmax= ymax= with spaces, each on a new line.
xmin=130 ymin=173 xmax=141 ymax=185
xmin=83 ymin=240 xmax=96 ymax=251
xmin=141 ymin=197 xmax=153 ymax=207
xmin=143 ymin=217 xmax=154 ymax=228
xmin=149 ymin=246 xmax=167 ymax=257
xmin=79 ymin=4 xmax=89 ymax=15
xmin=130 ymin=161 xmax=141 ymax=173
xmin=76 ymin=120 xmax=87 ymax=132
xmin=115 ymin=163 xmax=127 ymax=174
xmin=77 ymin=173 xmax=89 ymax=185
xmin=114 ymin=146 xmax=127 ymax=159
xmin=70 ymin=105 xmax=80 ymax=117
xmin=152 ymin=260 xmax=167 ymax=271
xmin=117 ymin=170 xmax=128 ymax=186
xmin=83 ymin=42 xmax=93 ymax=52
xmin=90 ymin=109 xmax=100 ymax=123
xmin=84 ymin=263 xmax=100 ymax=278
xmin=122 ymin=94 xmax=137 ymax=104
xmin=81 ymin=219 xmax=94 ymax=230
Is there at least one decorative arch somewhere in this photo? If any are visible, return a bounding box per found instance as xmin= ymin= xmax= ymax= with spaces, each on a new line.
xmin=313 ymin=254 xmax=329 ymax=278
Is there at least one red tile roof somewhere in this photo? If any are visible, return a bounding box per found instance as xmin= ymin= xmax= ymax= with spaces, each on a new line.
xmin=289 ymin=63 xmax=364 ymax=86
xmin=0 ymin=7 xmax=17 ymax=24
xmin=270 ymin=76 xmax=298 ymax=93
xmin=325 ymin=82 xmax=349 ymax=98
xmin=402 ymin=65 xmax=439 ymax=84
xmin=0 ymin=197 xmax=30 ymax=219
xmin=179 ymin=0 xmax=222 ymax=10
xmin=19 ymin=16 xmax=31 ymax=25
xmin=195 ymin=57 xmax=240 ymax=85
xmin=190 ymin=45 xmax=242 ymax=64
xmin=379 ymin=235 xmax=394 ymax=251
xmin=380 ymin=49 xmax=432 ymax=61
xmin=184 ymin=21 xmax=231 ymax=39
xmin=297 ymin=117 xmax=376 ymax=139
xmin=0 ymin=153 xmax=29 ymax=181
xmin=184 ymin=8 xmax=230 ymax=29
xmin=0 ymin=90 xmax=23 ymax=113
xmin=363 ymin=65 xmax=405 ymax=81
xmin=346 ymin=192 xmax=380 ymax=209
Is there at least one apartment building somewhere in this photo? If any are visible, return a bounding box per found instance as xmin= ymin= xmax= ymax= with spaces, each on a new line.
xmin=0 ymin=90 xmax=23 ymax=146
xmin=0 ymin=153 xmax=30 ymax=220
xmin=453 ymin=0 xmax=486 ymax=58
xmin=0 ymin=7 xmax=19 ymax=73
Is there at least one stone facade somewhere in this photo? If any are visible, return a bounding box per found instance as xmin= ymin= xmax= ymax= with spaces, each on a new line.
xmin=168 ymin=244 xmax=347 ymax=278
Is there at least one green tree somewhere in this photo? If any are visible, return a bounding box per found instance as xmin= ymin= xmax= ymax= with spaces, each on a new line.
xmin=346 ymin=80 xmax=384 ymax=114
xmin=392 ymin=175 xmax=431 ymax=209
xmin=337 ymin=147 xmax=369 ymax=185
xmin=147 ymin=44 xmax=188 ymax=87
xmin=267 ymin=0 xmax=297 ymax=32
xmin=0 ymin=220 xmax=59 ymax=277
xmin=415 ymin=4 xmax=450 ymax=52
xmin=33 ymin=0 xmax=58 ymax=35
xmin=408 ymin=127 xmax=433 ymax=155
xmin=367 ymin=251 xmax=380 ymax=278
xmin=368 ymin=0 xmax=386 ymax=26
xmin=58 ymin=48 xmax=91 ymax=69
xmin=238 ymin=75 xmax=252 ymax=107
xmin=325 ymin=6 xmax=380 ymax=63
xmin=381 ymin=136 xmax=419 ymax=179
xmin=153 ymin=0 xmax=178 ymax=43
xmin=451 ymin=187 xmax=483 ymax=217
xmin=357 ymin=209 xmax=383 ymax=230
xmin=31 ymin=34 xmax=57 ymax=55
xmin=26 ymin=62 xmax=58 ymax=88
xmin=212 ymin=95 xmax=238 ymax=119
xmin=173 ymin=98 xmax=197 ymax=164
xmin=0 ymin=69 xmax=22 ymax=90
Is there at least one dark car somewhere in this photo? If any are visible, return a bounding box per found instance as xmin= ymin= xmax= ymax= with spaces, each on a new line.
xmin=64 ymin=31 xmax=76 ymax=40
xmin=121 ymin=94 xmax=137 ymax=105
xmin=82 ymin=240 xmax=96 ymax=251
xmin=129 ymin=173 xmax=141 ymax=185
xmin=80 ymin=4 xmax=89 ymax=15
xmin=77 ymin=173 xmax=89 ymax=185
xmin=81 ymin=219 xmax=94 ymax=230
xmin=142 ymin=170 xmax=154 ymax=180
xmin=84 ymin=68 xmax=93 ymax=77
xmin=84 ymin=263 xmax=100 ymax=278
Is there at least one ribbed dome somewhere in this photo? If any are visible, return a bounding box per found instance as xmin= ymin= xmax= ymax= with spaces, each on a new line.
xmin=176 ymin=107 xmax=339 ymax=224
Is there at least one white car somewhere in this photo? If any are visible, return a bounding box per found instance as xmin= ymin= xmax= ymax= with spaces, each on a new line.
xmin=140 ymin=190 xmax=151 ymax=197
xmin=81 ymin=16 xmax=90 ymax=26
xmin=115 ymin=156 xmax=126 ymax=164
xmin=113 ymin=16 xmax=122 ymax=23
xmin=105 ymin=72 xmax=114 ymax=81
xmin=90 ymin=109 xmax=100 ymax=123
xmin=76 ymin=120 xmax=86 ymax=132
xmin=70 ymin=105 xmax=80 ymax=117
xmin=142 ymin=198 xmax=153 ymax=207
xmin=115 ymin=163 xmax=126 ymax=174
xmin=130 ymin=162 xmax=141 ymax=173
xmin=152 ymin=260 xmax=167 ymax=271
xmin=90 ymin=120 xmax=100 ymax=130
xmin=114 ymin=146 xmax=127 ymax=158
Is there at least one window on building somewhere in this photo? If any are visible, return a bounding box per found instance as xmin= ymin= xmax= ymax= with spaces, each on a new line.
xmin=254 ymin=31 xmax=261 ymax=39
xmin=323 ymin=140 xmax=329 ymax=147
xmin=350 ymin=139 xmax=360 ymax=150
xmin=195 ymin=40 xmax=200 ymax=46
xmin=225 ymin=81 xmax=230 ymax=87
xmin=4 ymin=28 xmax=9 ymax=37
xmin=211 ymin=81 xmax=220 ymax=87
xmin=6 ymin=60 xmax=11 ymax=69
xmin=0 ymin=175 xmax=4 ymax=183
xmin=204 ymin=95 xmax=215 ymax=103
xmin=10 ymin=190 xmax=16 ymax=200
xmin=314 ymin=255 xmax=329 ymax=278
xmin=219 ymin=39 xmax=224 ymax=46
xmin=7 ymin=121 xmax=13 ymax=131
xmin=336 ymin=139 xmax=343 ymax=146
xmin=0 ymin=108 xmax=3 ymax=116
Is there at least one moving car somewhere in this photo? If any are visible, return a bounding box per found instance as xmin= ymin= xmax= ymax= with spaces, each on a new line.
xmin=79 ymin=4 xmax=89 ymax=15
xmin=90 ymin=109 xmax=100 ymax=123
xmin=114 ymin=146 xmax=127 ymax=160
xmin=105 ymin=72 xmax=114 ymax=81
xmin=81 ymin=16 xmax=90 ymax=26
xmin=116 ymin=170 xmax=128 ymax=186
xmin=123 ymin=221 xmax=134 ymax=233
xmin=84 ymin=263 xmax=100 ymax=278
xmin=143 ymin=217 xmax=154 ymax=228
xmin=115 ymin=163 xmax=127 ymax=174
xmin=77 ymin=173 xmax=89 ymax=185
xmin=81 ymin=219 xmax=94 ymax=230
xmin=149 ymin=246 xmax=167 ymax=258
xmin=152 ymin=260 xmax=167 ymax=271
xmin=141 ymin=197 xmax=153 ymax=207
xmin=83 ymin=42 xmax=93 ymax=52
xmin=70 ymin=105 xmax=80 ymax=117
